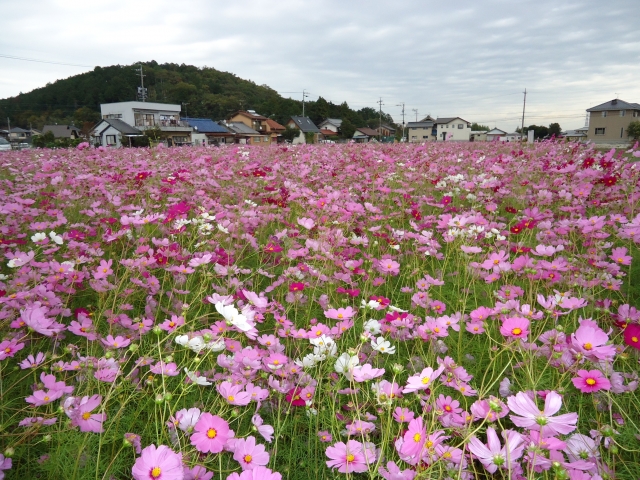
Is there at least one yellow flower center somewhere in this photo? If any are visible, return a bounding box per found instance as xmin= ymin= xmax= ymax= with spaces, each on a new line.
xmin=44 ymin=396 xmax=50 ymax=402
xmin=228 ymin=395 xmax=235 ymax=402
xmin=413 ymin=433 xmax=421 ymax=442
xmin=82 ymin=412 xmax=91 ymax=420
xmin=426 ymin=440 xmax=434 ymax=448
xmin=421 ymin=377 xmax=430 ymax=384
xmin=337 ymin=314 xmax=343 ymax=319
xmin=151 ymin=466 xmax=162 ymax=478
xmin=244 ymin=454 xmax=252 ymax=463
xmin=207 ymin=428 xmax=217 ymax=439
xmin=632 ymin=336 xmax=639 ymax=343
xmin=583 ymin=343 xmax=592 ymax=351
xmin=512 ymin=328 xmax=522 ymax=335
xmin=445 ymin=406 xmax=452 ymax=412
xmin=346 ymin=454 xmax=355 ymax=462
xmin=586 ymin=378 xmax=596 ymax=386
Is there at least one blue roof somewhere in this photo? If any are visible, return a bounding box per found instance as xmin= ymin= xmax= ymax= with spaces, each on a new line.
xmin=182 ymin=117 xmax=230 ymax=133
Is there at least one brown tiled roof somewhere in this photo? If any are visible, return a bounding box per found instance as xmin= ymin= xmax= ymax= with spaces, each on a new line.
xmin=265 ymin=118 xmax=285 ymax=131
xmin=356 ymin=127 xmax=379 ymax=137
xmin=320 ymin=129 xmax=338 ymax=136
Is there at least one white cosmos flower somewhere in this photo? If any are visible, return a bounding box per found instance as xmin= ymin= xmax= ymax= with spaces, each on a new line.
xmin=371 ymin=337 xmax=395 ymax=354
xmin=175 ymin=335 xmax=205 ymax=353
xmin=363 ymin=319 xmax=381 ymax=335
xmin=31 ymin=232 xmax=47 ymax=243
xmin=334 ymin=353 xmax=359 ymax=380
xmin=184 ymin=368 xmax=212 ymax=386
xmin=49 ymin=231 xmax=63 ymax=245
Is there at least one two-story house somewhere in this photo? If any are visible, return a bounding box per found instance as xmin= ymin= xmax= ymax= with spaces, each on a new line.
xmin=183 ymin=118 xmax=235 ymax=145
xmin=287 ymin=116 xmax=321 ymax=144
xmin=100 ymin=101 xmax=193 ymax=146
xmin=435 ymin=117 xmax=472 ymax=141
xmin=586 ymin=99 xmax=640 ymax=144
xmin=42 ymin=125 xmax=82 ymax=139
xmin=317 ymin=118 xmax=342 ymax=134
xmin=227 ymin=111 xmax=285 ymax=145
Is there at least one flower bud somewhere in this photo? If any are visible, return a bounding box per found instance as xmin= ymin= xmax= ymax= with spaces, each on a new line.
xmin=153 ymin=325 xmax=163 ymax=335
xmin=154 ymin=394 xmax=164 ymax=404
xmin=4 ymin=447 xmax=14 ymax=457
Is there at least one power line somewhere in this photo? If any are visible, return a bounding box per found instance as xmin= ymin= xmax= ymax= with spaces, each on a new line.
xmin=0 ymin=54 xmax=94 ymax=68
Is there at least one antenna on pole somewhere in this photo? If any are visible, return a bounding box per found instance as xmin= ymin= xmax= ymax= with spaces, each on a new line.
xmin=412 ymin=108 xmax=418 ymax=122
xmin=302 ymin=90 xmax=309 ymax=117
xmin=377 ymin=97 xmax=384 ymax=141
xmin=397 ymin=103 xmax=405 ymax=142
xmin=135 ymin=64 xmax=147 ymax=102
xmin=520 ymin=88 xmax=527 ymax=142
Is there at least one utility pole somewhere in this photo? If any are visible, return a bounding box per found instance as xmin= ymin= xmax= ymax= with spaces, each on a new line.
xmin=135 ymin=65 xmax=147 ymax=102
xmin=302 ymin=90 xmax=309 ymax=117
xmin=520 ymin=88 xmax=527 ymax=142
xmin=377 ymin=97 xmax=384 ymax=141
xmin=397 ymin=103 xmax=405 ymax=142
xmin=182 ymin=103 xmax=189 ymax=121
xmin=412 ymin=109 xmax=418 ymax=122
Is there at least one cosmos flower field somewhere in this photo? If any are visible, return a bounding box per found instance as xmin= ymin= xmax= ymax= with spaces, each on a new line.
xmin=0 ymin=140 xmax=639 ymax=480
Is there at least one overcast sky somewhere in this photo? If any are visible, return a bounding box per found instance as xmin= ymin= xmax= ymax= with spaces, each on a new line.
xmin=2 ymin=0 xmax=639 ymax=130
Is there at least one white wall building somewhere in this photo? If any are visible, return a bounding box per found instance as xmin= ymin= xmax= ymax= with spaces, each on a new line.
xmin=435 ymin=117 xmax=471 ymax=141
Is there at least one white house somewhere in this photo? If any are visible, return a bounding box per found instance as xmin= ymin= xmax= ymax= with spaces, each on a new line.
xmin=435 ymin=117 xmax=471 ymax=141
xmin=92 ymin=119 xmax=143 ymax=147
xmin=486 ymin=128 xmax=507 ymax=141
xmin=317 ymin=118 xmax=342 ymax=133
xmin=100 ymin=101 xmax=193 ymax=146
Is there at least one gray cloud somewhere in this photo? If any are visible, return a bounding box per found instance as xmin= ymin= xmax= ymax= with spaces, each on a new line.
xmin=1 ymin=0 xmax=639 ymax=130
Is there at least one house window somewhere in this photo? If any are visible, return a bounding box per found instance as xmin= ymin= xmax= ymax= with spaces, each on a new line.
xmin=103 ymin=114 xmax=122 ymax=119
xmin=634 ymin=111 xmax=639 ymax=117
xmin=621 ymin=128 xmax=624 ymax=138
xmin=422 ymin=135 xmax=428 ymax=139
xmin=620 ymin=110 xmax=625 ymax=117
xmin=411 ymin=127 xmax=417 ymax=130
xmin=411 ymin=136 xmax=417 ymax=140
xmin=595 ymin=128 xmax=605 ymax=135
xmin=106 ymin=135 xmax=117 ymax=145
xmin=458 ymin=124 xmax=463 ymax=129
xmin=173 ymin=136 xmax=188 ymax=144
xmin=601 ymin=111 xmax=607 ymax=117
xmin=135 ymin=113 xmax=155 ymax=127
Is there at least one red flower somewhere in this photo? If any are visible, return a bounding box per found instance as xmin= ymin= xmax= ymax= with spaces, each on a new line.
xmin=623 ymin=323 xmax=640 ymax=351
xmin=289 ymin=283 xmax=305 ymax=292
xmin=286 ymin=388 xmax=306 ymax=406
xmin=264 ymin=243 xmax=282 ymax=253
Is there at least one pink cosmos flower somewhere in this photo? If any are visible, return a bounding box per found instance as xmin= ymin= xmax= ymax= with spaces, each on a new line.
xmin=572 ymin=370 xmax=611 ymax=393
xmin=93 ymin=259 xmax=114 ymax=280
xmin=160 ymin=315 xmax=185 ymax=333
xmin=570 ymin=320 xmax=616 ymax=361
xmin=324 ymin=307 xmax=356 ymax=320
xmin=68 ymin=316 xmax=98 ymax=340
xmin=25 ymin=389 xmax=64 ymax=406
xmin=325 ymin=440 xmax=373 ymax=473
xmin=190 ymin=413 xmax=233 ymax=453
xmin=507 ymin=391 xmax=578 ymax=437
xmin=317 ymin=431 xmax=333 ymax=443
xmin=402 ymin=366 xmax=445 ymax=394
xmin=232 ymin=436 xmax=269 ymax=470
xmin=74 ymin=395 xmax=107 ymax=433
xmin=610 ymin=247 xmax=631 ymax=265
xmin=226 ymin=466 xmax=281 ymax=480
xmin=0 ymin=339 xmax=25 ymax=360
xmin=101 ymin=335 xmax=131 ymax=349
xmin=400 ymin=417 xmax=425 ymax=457
xmin=19 ymin=352 xmax=46 ymax=369
xmin=175 ymin=408 xmax=202 ymax=433
xmin=376 ymin=258 xmax=400 ymax=276
xmin=436 ymin=394 xmax=462 ymax=416
xmin=251 ymin=414 xmax=274 ymax=443
xmin=131 ymin=444 xmax=184 ymax=480
xmin=500 ymin=317 xmax=530 ymax=340
xmin=378 ymin=461 xmax=416 ymax=480
xmin=217 ymin=381 xmax=251 ymax=406
xmin=352 ymin=364 xmax=385 ymax=382
xmin=20 ymin=303 xmax=65 ymax=336
xmin=623 ymin=323 xmax=640 ymax=351
xmin=0 ymin=454 xmax=12 ymax=479
xmin=183 ymin=465 xmax=213 ymax=480
xmin=465 ymin=322 xmax=485 ymax=335
xmin=467 ymin=427 xmax=524 ymax=474
xmin=392 ymin=407 xmax=415 ymax=423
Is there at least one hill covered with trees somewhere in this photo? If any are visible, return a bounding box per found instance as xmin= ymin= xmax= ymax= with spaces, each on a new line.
xmin=0 ymin=61 xmax=395 ymax=135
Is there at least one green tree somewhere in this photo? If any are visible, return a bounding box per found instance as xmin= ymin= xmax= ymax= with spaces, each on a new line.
xmin=340 ymin=118 xmax=356 ymax=139
xmin=471 ymin=123 xmax=490 ymax=131
xmin=281 ymin=125 xmax=299 ymax=143
xmin=548 ymin=123 xmax=562 ymax=137
xmin=143 ymin=126 xmax=163 ymax=145
xmin=626 ymin=121 xmax=640 ymax=141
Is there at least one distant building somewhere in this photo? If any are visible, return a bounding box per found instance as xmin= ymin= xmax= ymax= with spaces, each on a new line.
xmin=183 ymin=118 xmax=235 ymax=145
xmin=562 ymin=126 xmax=588 ymax=142
xmin=352 ymin=127 xmax=380 ymax=143
xmin=485 ymin=128 xmax=508 ymax=142
xmin=227 ymin=110 xmax=284 ymax=144
xmin=100 ymin=101 xmax=193 ymax=146
xmin=407 ymin=120 xmax=436 ymax=142
xmin=91 ymin=119 xmax=142 ymax=147
xmin=434 ymin=117 xmax=471 ymax=141
xmin=224 ymin=122 xmax=270 ymax=145
xmin=287 ymin=116 xmax=321 ymax=144
xmin=586 ymin=99 xmax=640 ymax=144
xmin=318 ymin=118 xmax=343 ymax=134
xmin=42 ymin=125 xmax=82 ymax=139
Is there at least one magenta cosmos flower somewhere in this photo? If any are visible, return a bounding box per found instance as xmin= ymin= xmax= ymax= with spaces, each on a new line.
xmin=226 ymin=466 xmax=281 ymax=480
xmin=506 ymin=391 xmax=577 ymax=437
xmin=131 ymin=444 xmax=184 ymax=480
xmin=232 ymin=436 xmax=269 ymax=470
xmin=325 ymin=440 xmax=373 ymax=473
xmin=499 ymin=317 xmax=530 ymax=340
xmin=190 ymin=413 xmax=233 ymax=453
xmin=572 ymin=370 xmax=611 ymax=393
xmin=324 ymin=306 xmax=356 ymax=320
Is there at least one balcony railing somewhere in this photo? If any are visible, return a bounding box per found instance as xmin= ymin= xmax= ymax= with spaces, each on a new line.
xmin=134 ymin=119 xmax=190 ymax=128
